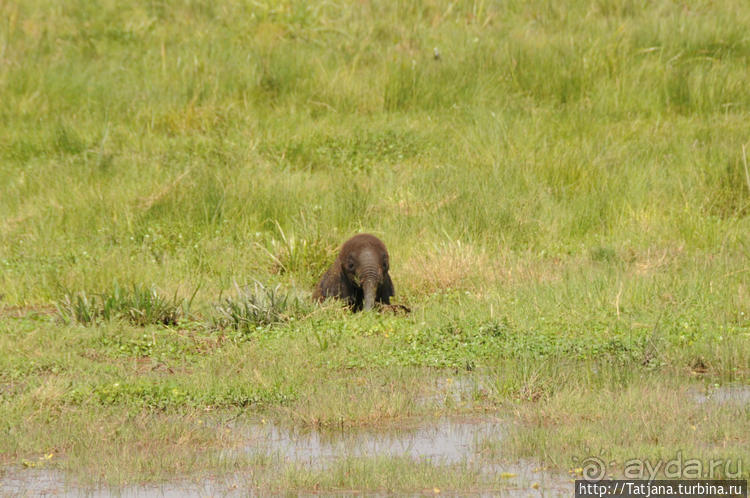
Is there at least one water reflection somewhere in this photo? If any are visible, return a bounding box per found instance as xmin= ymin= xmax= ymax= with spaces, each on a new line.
xmin=243 ymin=416 xmax=504 ymax=466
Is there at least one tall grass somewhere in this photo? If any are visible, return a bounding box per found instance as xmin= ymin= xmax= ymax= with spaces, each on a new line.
xmin=2 ymin=0 xmax=749 ymax=304
xmin=1 ymin=0 xmax=749 ymax=489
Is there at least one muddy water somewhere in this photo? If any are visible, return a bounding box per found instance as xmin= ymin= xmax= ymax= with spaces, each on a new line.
xmin=1 ymin=467 xmax=71 ymax=497
xmin=0 ymin=468 xmax=237 ymax=497
xmin=241 ymin=416 xmax=504 ymax=465
xmin=3 ymin=381 xmax=745 ymax=496
xmin=691 ymin=385 xmax=750 ymax=405
xmin=237 ymin=416 xmax=571 ymax=495
xmin=0 ymin=468 xmax=567 ymax=498
xmin=0 ymin=416 xmax=569 ymax=496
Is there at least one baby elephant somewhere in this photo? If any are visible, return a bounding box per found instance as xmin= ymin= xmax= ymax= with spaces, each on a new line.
xmin=313 ymin=233 xmax=394 ymax=311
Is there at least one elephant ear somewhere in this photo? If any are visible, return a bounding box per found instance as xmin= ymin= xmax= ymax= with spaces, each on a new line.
xmin=377 ymin=273 xmax=394 ymax=304
xmin=315 ymin=263 xmax=348 ymax=300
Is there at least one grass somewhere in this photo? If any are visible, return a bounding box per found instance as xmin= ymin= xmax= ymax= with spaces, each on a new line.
xmin=1 ymin=0 xmax=750 ymax=493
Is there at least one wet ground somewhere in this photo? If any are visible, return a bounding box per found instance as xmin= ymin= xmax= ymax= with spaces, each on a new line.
xmin=0 ymin=416 xmax=569 ymax=497
xmin=5 ymin=382 xmax=745 ymax=496
xmin=241 ymin=416 xmax=504 ymax=466
xmin=0 ymin=468 xmax=235 ymax=498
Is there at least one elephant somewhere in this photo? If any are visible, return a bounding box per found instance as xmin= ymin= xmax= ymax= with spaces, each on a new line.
xmin=313 ymin=233 xmax=395 ymax=311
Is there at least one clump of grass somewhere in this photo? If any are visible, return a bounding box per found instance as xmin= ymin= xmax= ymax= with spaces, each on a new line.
xmin=57 ymin=283 xmax=183 ymax=326
xmin=212 ymin=281 xmax=307 ymax=334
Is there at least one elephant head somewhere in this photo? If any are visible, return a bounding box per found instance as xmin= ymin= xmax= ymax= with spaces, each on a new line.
xmin=313 ymin=233 xmax=394 ymax=312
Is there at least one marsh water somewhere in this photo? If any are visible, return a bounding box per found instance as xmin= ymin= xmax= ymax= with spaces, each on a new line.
xmin=241 ymin=416 xmax=503 ymax=465
xmin=3 ymin=383 xmax=748 ymax=496
xmin=0 ymin=416 xmax=569 ymax=496
xmin=690 ymin=384 xmax=750 ymax=405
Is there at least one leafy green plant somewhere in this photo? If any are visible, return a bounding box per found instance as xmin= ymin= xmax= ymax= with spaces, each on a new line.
xmin=212 ymin=281 xmax=306 ymax=334
xmin=56 ymin=291 xmax=99 ymax=325
xmin=57 ymin=283 xmax=184 ymax=326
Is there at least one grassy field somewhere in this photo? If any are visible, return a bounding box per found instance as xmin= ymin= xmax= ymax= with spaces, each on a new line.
xmin=1 ymin=0 xmax=749 ymax=493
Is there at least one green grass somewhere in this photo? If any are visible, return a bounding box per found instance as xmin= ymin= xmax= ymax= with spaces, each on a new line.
xmin=1 ymin=0 xmax=750 ymax=493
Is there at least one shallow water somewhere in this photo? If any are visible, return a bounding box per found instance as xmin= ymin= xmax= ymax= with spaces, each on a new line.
xmin=691 ymin=385 xmax=750 ymax=405
xmin=1 ymin=416 xmax=570 ymax=497
xmin=241 ymin=416 xmax=504 ymax=466
xmin=5 ymin=380 xmax=743 ymax=496
xmin=1 ymin=467 xmax=70 ymax=497
xmin=0 ymin=468 xmax=251 ymax=498
xmin=0 ymin=465 xmax=569 ymax=498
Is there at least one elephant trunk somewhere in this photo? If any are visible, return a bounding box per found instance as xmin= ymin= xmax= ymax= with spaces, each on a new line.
xmin=358 ymin=250 xmax=381 ymax=311
xmin=362 ymin=279 xmax=377 ymax=311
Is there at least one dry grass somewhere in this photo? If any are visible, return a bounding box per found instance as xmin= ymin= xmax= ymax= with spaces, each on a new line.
xmin=399 ymin=241 xmax=494 ymax=294
xmin=632 ymin=245 xmax=686 ymax=276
